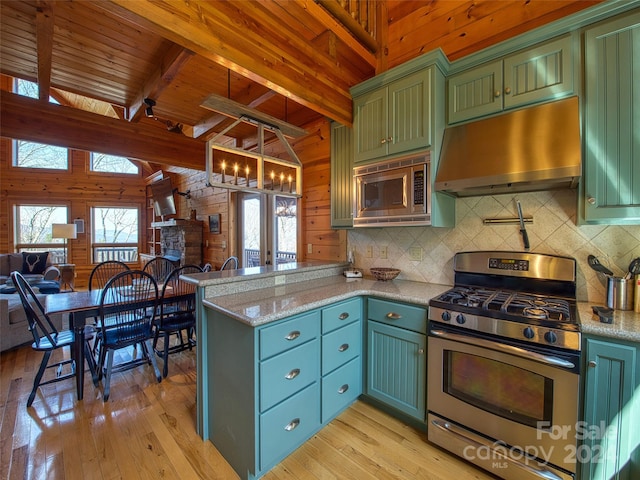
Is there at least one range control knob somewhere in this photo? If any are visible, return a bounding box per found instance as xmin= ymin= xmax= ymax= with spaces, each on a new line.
xmin=441 ymin=311 xmax=451 ymax=322
xmin=544 ymin=331 xmax=558 ymax=344
xmin=456 ymin=314 xmax=466 ymax=325
xmin=523 ymin=327 xmax=535 ymax=339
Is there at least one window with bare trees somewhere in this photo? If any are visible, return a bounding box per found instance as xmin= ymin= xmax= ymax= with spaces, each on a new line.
xmin=91 ymin=206 xmax=139 ymax=263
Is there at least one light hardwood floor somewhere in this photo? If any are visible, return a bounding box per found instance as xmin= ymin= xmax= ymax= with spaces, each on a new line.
xmin=0 ymin=340 xmax=496 ymax=480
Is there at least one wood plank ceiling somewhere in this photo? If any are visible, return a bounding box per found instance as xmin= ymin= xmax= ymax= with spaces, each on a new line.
xmin=0 ymin=0 xmax=600 ymax=170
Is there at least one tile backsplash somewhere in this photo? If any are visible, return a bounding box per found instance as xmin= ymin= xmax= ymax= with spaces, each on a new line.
xmin=348 ymin=190 xmax=640 ymax=303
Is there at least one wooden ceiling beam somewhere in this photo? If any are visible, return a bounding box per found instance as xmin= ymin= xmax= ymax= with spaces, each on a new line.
xmin=127 ymin=45 xmax=195 ymax=122
xmin=294 ymin=0 xmax=377 ymax=68
xmin=35 ymin=0 xmax=54 ymax=101
xmin=316 ymin=0 xmax=378 ymax=53
xmin=0 ymin=92 xmax=205 ymax=170
xmin=104 ymin=0 xmax=353 ymax=126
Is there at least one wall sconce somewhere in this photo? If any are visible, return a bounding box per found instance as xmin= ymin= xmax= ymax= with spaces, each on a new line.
xmin=52 ymin=223 xmax=77 ymax=265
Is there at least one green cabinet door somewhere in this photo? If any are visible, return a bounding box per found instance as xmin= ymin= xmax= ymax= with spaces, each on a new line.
xmin=366 ymin=320 xmax=426 ymax=421
xmin=447 ymin=34 xmax=574 ymax=124
xmin=330 ymin=122 xmax=354 ymax=228
xmin=354 ymin=69 xmax=432 ymax=164
xmin=353 ymin=86 xmax=388 ymax=163
xmin=582 ymin=336 xmax=640 ymax=480
xmin=582 ymin=11 xmax=640 ymax=224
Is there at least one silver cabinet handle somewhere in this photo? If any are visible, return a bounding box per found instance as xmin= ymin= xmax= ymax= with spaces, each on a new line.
xmin=587 ymin=196 xmax=596 ymax=205
xmin=418 ymin=348 xmax=424 ymax=355
xmin=285 ymin=368 xmax=300 ymax=380
xmin=386 ymin=312 xmax=402 ymax=319
xmin=338 ymin=343 xmax=349 ymax=352
xmin=285 ymin=330 xmax=300 ymax=341
xmin=338 ymin=312 xmax=349 ymax=320
xmin=284 ymin=418 xmax=300 ymax=431
xmin=588 ymin=360 xmax=597 ymax=368
xmin=380 ymin=138 xmax=387 ymax=144
xmin=338 ymin=384 xmax=349 ymax=394
xmin=504 ymin=86 xmax=512 ymax=95
xmin=494 ymin=90 xmax=501 ymax=97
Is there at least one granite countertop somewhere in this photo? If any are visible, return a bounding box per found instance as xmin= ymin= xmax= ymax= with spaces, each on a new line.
xmin=203 ymin=275 xmax=449 ymax=326
xmin=202 ymin=273 xmax=640 ymax=342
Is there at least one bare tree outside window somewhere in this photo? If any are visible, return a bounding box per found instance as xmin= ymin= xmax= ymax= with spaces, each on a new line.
xmin=92 ymin=207 xmax=139 ymax=263
xmin=91 ymin=152 xmax=139 ymax=174
xmin=15 ymin=205 xmax=69 ymax=262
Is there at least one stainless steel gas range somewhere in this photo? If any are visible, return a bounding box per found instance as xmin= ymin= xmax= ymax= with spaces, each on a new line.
xmin=427 ymin=251 xmax=581 ymax=480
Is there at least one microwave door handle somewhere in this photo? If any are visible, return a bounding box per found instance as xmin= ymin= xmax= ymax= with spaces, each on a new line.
xmin=430 ymin=329 xmax=575 ymax=369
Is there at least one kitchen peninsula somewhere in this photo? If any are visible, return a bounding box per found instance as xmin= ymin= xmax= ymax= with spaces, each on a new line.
xmin=184 ymin=262 xmax=640 ymax=480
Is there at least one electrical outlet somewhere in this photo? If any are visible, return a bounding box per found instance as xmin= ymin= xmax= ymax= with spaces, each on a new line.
xmin=366 ymin=246 xmax=373 ymax=258
xmin=409 ymin=246 xmax=423 ymax=261
xmin=380 ymin=246 xmax=387 ymax=259
xmin=307 ymin=243 xmax=313 ymax=254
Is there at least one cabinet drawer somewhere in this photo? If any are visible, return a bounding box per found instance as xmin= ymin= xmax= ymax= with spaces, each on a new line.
xmin=260 ymin=338 xmax=319 ymax=412
xmin=322 ymin=297 xmax=361 ymax=334
xmin=259 ymin=310 xmax=320 ymax=360
xmin=322 ymin=321 xmax=362 ymax=375
xmin=260 ymin=382 xmax=321 ymax=471
xmin=367 ymin=298 xmax=427 ymax=334
xmin=322 ymin=357 xmax=362 ymax=423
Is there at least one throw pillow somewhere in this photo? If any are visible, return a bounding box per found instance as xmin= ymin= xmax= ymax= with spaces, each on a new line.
xmin=22 ymin=252 xmax=49 ymax=275
xmin=9 ymin=253 xmax=23 ymax=273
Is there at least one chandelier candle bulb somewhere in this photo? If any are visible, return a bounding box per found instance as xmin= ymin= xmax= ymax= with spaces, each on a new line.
xmin=280 ymin=173 xmax=284 ymax=191
xmin=233 ymin=164 xmax=238 ymax=185
xmin=245 ymin=165 xmax=250 ymax=186
xmin=288 ymin=174 xmax=292 ymax=193
xmin=270 ymin=171 xmax=275 ymax=190
xmin=221 ymin=161 xmax=226 ymax=183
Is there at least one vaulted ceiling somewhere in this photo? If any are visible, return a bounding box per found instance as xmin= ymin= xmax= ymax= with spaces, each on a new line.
xmin=0 ymin=0 xmax=600 ymax=170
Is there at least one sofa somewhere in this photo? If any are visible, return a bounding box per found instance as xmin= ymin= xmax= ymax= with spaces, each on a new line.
xmin=0 ymin=252 xmax=63 ymax=352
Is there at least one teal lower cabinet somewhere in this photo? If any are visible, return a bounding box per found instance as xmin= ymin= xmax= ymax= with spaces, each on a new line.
xmin=202 ymin=298 xmax=362 ymax=480
xmin=581 ymin=336 xmax=640 ymax=480
xmin=366 ymin=298 xmax=427 ymax=421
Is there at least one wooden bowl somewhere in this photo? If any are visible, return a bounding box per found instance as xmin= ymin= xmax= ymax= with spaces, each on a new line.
xmin=370 ymin=268 xmax=401 ymax=281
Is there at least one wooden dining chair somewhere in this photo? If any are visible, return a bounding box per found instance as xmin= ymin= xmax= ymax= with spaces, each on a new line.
xmin=96 ymin=270 xmax=161 ymax=401
xmin=88 ymin=260 xmax=130 ymax=291
xmin=11 ymin=271 xmax=97 ymax=407
xmin=152 ymin=265 xmax=201 ymax=378
xmin=142 ymin=257 xmax=176 ymax=284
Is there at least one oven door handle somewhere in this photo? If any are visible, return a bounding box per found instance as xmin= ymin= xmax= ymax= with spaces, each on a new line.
xmin=430 ymin=419 xmax=564 ymax=480
xmin=430 ymin=329 xmax=575 ymax=369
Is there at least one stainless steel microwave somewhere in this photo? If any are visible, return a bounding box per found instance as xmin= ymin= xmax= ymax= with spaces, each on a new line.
xmin=353 ymin=154 xmax=431 ymax=227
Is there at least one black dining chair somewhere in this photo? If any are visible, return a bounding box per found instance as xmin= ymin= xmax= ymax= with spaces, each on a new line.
xmin=220 ymin=255 xmax=239 ymax=270
xmin=142 ymin=257 xmax=176 ymax=284
xmin=152 ymin=265 xmax=201 ymax=378
xmin=96 ymin=270 xmax=162 ymax=401
xmin=88 ymin=260 xmax=131 ymax=291
xmin=11 ymin=271 xmax=97 ymax=407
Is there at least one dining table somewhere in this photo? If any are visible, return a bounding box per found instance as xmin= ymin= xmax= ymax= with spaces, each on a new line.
xmin=45 ymin=287 xmax=175 ymax=401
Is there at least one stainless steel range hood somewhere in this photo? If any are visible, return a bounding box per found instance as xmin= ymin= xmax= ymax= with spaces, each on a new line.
xmin=435 ymin=96 xmax=581 ymax=197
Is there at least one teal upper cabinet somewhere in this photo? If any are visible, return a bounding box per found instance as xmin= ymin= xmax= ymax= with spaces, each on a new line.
xmin=330 ymin=122 xmax=354 ymax=228
xmin=353 ymin=68 xmax=433 ymax=165
xmin=448 ymin=35 xmax=575 ymax=124
xmin=581 ymin=11 xmax=640 ymax=224
xmin=582 ymin=336 xmax=640 ymax=480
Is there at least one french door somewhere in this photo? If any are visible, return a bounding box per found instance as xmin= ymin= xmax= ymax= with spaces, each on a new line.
xmin=237 ymin=193 xmax=297 ymax=268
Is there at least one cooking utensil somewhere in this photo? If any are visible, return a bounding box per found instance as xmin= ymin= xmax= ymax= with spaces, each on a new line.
xmin=516 ymin=201 xmax=530 ymax=251
xmin=627 ymin=257 xmax=640 ymax=278
xmin=587 ymin=255 xmax=614 ymax=276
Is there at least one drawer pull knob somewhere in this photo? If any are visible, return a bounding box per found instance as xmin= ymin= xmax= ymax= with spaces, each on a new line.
xmin=338 ymin=384 xmax=349 ymax=394
xmin=338 ymin=343 xmax=349 ymax=352
xmin=338 ymin=312 xmax=349 ymax=320
xmin=284 ymin=418 xmax=300 ymax=431
xmin=285 ymin=368 xmax=300 ymax=380
xmin=504 ymin=86 xmax=512 ymax=95
xmin=418 ymin=348 xmax=425 ymax=355
xmin=285 ymin=330 xmax=301 ymax=341
xmin=588 ymin=360 xmax=597 ymax=368
xmin=386 ymin=312 xmax=402 ymax=320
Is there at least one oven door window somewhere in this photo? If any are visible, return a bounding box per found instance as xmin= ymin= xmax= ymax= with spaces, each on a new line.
xmin=444 ymin=350 xmax=553 ymax=428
